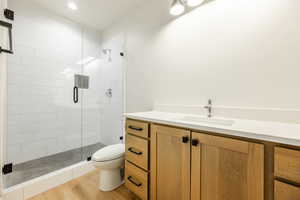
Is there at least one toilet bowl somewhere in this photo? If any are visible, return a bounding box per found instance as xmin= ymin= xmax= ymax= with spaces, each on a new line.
xmin=92 ymin=143 xmax=125 ymax=191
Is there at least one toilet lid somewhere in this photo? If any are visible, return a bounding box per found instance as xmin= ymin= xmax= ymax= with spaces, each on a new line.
xmin=92 ymin=144 xmax=125 ymax=162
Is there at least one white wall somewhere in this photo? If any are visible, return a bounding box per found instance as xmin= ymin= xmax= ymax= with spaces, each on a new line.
xmin=102 ymin=0 xmax=300 ymax=123
xmin=6 ymin=0 xmax=103 ymax=164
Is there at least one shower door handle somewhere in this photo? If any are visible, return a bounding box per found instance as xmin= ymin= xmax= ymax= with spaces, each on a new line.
xmin=73 ymin=86 xmax=79 ymax=103
xmin=0 ymin=20 xmax=13 ymax=54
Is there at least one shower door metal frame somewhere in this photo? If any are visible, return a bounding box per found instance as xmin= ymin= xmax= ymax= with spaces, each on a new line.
xmin=0 ymin=0 xmax=9 ymax=196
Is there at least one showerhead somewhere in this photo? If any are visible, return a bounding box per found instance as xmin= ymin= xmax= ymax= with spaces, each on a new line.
xmin=102 ymin=49 xmax=112 ymax=55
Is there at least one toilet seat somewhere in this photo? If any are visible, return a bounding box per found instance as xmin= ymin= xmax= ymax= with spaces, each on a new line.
xmin=92 ymin=144 xmax=125 ymax=162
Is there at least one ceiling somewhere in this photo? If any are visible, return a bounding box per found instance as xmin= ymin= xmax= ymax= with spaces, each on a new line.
xmin=30 ymin=0 xmax=144 ymax=31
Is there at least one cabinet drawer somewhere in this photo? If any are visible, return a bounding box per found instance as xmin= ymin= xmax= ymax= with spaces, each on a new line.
xmin=126 ymin=119 xmax=149 ymax=139
xmin=275 ymin=147 xmax=300 ymax=183
xmin=125 ymin=161 xmax=148 ymax=200
xmin=275 ymin=181 xmax=300 ymax=200
xmin=125 ymin=134 xmax=149 ymax=170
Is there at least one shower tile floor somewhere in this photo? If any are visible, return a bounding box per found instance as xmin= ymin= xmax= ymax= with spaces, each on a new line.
xmin=4 ymin=142 xmax=105 ymax=188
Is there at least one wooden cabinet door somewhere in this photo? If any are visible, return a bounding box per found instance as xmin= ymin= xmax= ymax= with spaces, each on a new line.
xmin=151 ymin=125 xmax=191 ymax=200
xmin=191 ymin=132 xmax=264 ymax=200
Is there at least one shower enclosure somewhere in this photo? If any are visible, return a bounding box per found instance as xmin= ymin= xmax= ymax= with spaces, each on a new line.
xmin=3 ymin=0 xmax=125 ymax=188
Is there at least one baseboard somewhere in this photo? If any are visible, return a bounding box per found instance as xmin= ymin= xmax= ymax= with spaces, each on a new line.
xmin=3 ymin=161 xmax=95 ymax=200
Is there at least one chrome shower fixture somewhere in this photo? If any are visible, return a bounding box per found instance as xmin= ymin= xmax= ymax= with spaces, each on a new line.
xmin=105 ymin=88 xmax=112 ymax=98
xmin=102 ymin=48 xmax=112 ymax=62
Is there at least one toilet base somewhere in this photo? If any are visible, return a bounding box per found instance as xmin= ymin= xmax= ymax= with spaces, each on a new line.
xmin=99 ymin=168 xmax=124 ymax=191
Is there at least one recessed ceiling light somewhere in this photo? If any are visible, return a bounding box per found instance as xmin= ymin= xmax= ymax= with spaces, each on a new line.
xmin=68 ymin=2 xmax=78 ymax=10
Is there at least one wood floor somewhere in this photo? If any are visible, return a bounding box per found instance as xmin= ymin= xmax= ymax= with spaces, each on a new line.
xmin=29 ymin=170 xmax=138 ymax=200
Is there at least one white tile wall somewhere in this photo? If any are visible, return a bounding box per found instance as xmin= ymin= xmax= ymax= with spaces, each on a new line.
xmin=6 ymin=0 xmax=104 ymax=164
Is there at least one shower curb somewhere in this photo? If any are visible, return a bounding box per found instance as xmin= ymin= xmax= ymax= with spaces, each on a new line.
xmin=2 ymin=161 xmax=95 ymax=200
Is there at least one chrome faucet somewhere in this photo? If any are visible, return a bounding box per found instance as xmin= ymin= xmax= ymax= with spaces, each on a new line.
xmin=204 ymin=99 xmax=212 ymax=118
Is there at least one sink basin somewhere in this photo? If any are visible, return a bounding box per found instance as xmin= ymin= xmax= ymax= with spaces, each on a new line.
xmin=175 ymin=116 xmax=235 ymax=126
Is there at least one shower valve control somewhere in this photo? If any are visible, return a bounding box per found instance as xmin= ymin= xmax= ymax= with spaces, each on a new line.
xmin=106 ymin=88 xmax=112 ymax=98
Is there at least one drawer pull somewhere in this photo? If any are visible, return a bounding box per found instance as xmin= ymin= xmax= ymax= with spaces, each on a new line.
xmin=128 ymin=147 xmax=143 ymax=155
xmin=127 ymin=176 xmax=142 ymax=187
xmin=128 ymin=125 xmax=143 ymax=131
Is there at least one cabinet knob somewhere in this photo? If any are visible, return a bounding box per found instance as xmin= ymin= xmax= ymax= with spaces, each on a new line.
xmin=182 ymin=136 xmax=189 ymax=143
xmin=192 ymin=139 xmax=199 ymax=146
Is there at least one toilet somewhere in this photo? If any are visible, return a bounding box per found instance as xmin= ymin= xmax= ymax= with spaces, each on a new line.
xmin=92 ymin=143 xmax=125 ymax=191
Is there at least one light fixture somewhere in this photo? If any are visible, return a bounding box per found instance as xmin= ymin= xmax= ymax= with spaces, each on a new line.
xmin=169 ymin=0 xmax=185 ymax=16
xmin=187 ymin=0 xmax=205 ymax=7
xmin=68 ymin=2 xmax=78 ymax=10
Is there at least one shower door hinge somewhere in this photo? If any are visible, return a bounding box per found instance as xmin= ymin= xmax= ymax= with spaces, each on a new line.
xmin=2 ymin=163 xmax=13 ymax=175
xmin=4 ymin=9 xmax=14 ymax=20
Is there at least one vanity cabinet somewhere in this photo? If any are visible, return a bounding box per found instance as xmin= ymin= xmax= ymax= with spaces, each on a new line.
xmin=274 ymin=147 xmax=300 ymax=200
xmin=274 ymin=181 xmax=300 ymax=200
xmin=274 ymin=147 xmax=300 ymax=183
xmin=126 ymin=134 xmax=149 ymax=170
xmin=125 ymin=161 xmax=149 ymax=200
xmin=150 ymin=124 xmax=264 ymax=200
xmin=150 ymin=125 xmax=191 ymax=200
xmin=125 ymin=120 xmax=150 ymax=200
xmin=125 ymin=117 xmax=300 ymax=200
xmin=191 ymin=132 xmax=264 ymax=200
xmin=126 ymin=119 xmax=149 ymax=139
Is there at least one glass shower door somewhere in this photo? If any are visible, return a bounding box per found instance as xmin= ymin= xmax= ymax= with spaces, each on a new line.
xmin=80 ymin=29 xmax=104 ymax=159
xmin=81 ymin=32 xmax=125 ymax=154
xmin=3 ymin=0 xmax=125 ymax=189
xmin=4 ymin=0 xmax=84 ymax=188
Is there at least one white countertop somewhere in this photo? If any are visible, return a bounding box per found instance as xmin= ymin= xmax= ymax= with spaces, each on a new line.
xmin=125 ymin=111 xmax=300 ymax=146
